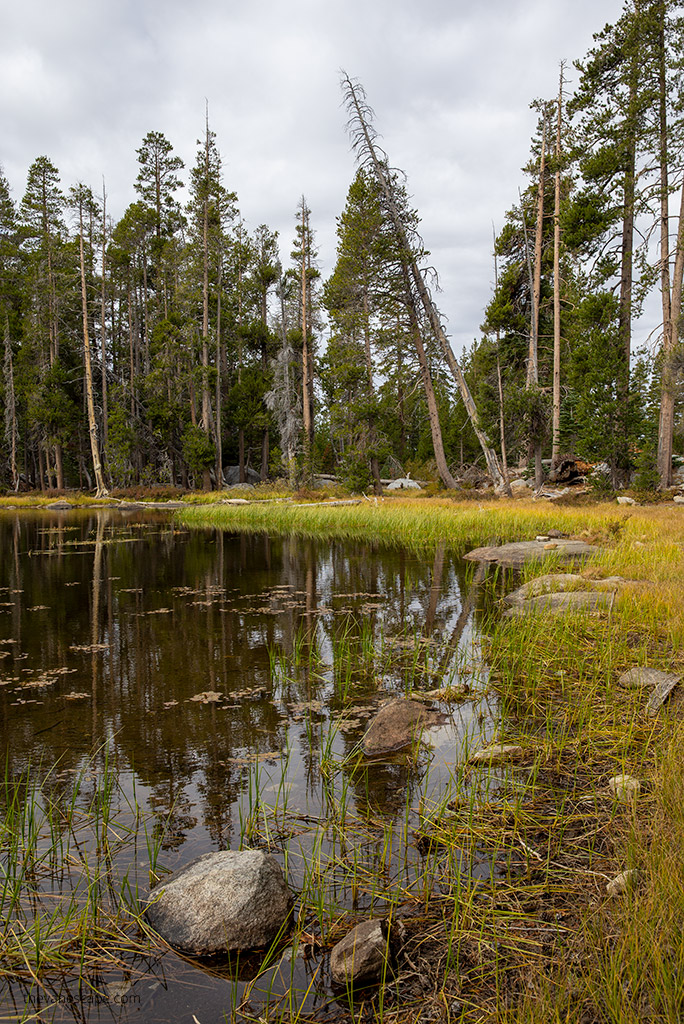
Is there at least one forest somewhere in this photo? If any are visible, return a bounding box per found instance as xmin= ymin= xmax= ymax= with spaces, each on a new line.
xmin=1 ymin=0 xmax=683 ymax=498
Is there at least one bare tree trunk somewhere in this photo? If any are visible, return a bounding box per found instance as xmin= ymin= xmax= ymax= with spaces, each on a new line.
xmin=492 ymin=228 xmax=509 ymax=486
xmin=100 ymin=179 xmax=108 ymax=456
xmin=658 ymin=181 xmax=684 ymax=487
xmin=552 ymin=70 xmax=564 ymax=466
xmin=201 ymin=111 xmax=213 ymax=492
xmin=215 ymin=260 xmax=224 ymax=488
xmin=529 ymin=119 xmax=546 ymax=390
xmin=128 ymin=280 xmax=135 ymax=421
xmin=38 ymin=441 xmax=45 ymax=492
xmin=78 ymin=199 xmax=108 ymax=497
xmin=520 ymin=187 xmax=543 ymax=488
xmin=496 ymin=354 xmax=509 ymax=482
xmin=3 ymin=318 xmax=18 ymax=490
xmin=239 ymin=430 xmax=245 ymax=483
xmin=54 ymin=444 xmax=64 ymax=490
xmin=656 ymin=7 xmax=677 ymax=489
xmin=300 ymin=200 xmax=313 ymax=482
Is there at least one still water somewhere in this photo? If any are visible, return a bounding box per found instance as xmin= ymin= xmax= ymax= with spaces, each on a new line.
xmin=0 ymin=511 xmax=501 ymax=1023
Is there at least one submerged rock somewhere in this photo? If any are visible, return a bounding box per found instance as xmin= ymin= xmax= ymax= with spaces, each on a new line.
xmin=330 ymin=919 xmax=403 ymax=986
xmin=360 ymin=699 xmax=437 ymax=757
xmin=464 ymin=539 xmax=599 ymax=568
xmin=144 ymin=850 xmax=292 ymax=955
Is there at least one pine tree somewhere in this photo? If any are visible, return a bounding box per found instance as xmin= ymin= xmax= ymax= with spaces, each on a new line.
xmin=186 ymin=113 xmax=236 ymax=489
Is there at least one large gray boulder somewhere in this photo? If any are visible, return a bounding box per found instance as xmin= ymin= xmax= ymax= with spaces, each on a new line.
xmin=144 ymin=850 xmax=292 ymax=955
xmin=464 ymin=539 xmax=599 ymax=568
xmin=360 ymin=699 xmax=438 ymax=757
xmin=223 ymin=465 xmax=261 ymax=485
xmin=330 ymin=920 xmax=391 ymax=986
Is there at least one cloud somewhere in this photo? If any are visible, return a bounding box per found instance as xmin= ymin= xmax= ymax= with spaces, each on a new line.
xmin=1 ymin=0 xmax=628 ymax=353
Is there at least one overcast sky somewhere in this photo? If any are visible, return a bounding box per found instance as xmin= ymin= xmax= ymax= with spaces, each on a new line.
xmin=2 ymin=0 xmax=628 ymax=354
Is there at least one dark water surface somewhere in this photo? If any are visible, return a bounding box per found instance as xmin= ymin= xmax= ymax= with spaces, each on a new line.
xmin=0 ymin=510 xmax=500 ymax=1024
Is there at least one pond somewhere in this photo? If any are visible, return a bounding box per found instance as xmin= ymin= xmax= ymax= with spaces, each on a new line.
xmin=0 ymin=510 xmax=506 ymax=1023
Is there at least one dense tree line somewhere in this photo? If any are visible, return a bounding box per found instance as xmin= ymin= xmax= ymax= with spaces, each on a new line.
xmin=1 ymin=0 xmax=683 ymax=494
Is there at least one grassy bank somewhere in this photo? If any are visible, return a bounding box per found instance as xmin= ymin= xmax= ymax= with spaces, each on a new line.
xmin=180 ymin=496 xmax=684 ymax=1023
xmin=179 ymin=494 xmax=662 ymax=553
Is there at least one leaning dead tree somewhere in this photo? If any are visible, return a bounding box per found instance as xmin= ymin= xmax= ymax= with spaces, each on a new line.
xmin=341 ymin=72 xmax=508 ymax=494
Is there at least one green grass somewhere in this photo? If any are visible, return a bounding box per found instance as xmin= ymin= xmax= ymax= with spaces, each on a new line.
xmin=178 ymin=494 xmax=644 ymax=554
xmin=0 ymin=751 xmax=162 ymax=984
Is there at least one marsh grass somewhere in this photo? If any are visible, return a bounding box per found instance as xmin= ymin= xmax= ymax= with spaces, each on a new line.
xmin=180 ymin=495 xmax=642 ymax=555
xmin=0 ymin=752 xmax=162 ymax=987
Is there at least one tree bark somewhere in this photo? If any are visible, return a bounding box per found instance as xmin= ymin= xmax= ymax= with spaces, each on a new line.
xmin=100 ymin=179 xmax=108 ymax=455
xmin=78 ymin=199 xmax=108 ymax=496
xmin=658 ymin=180 xmax=684 ymax=487
xmin=656 ymin=4 xmax=677 ymax=488
xmin=552 ymin=70 xmax=564 ymax=466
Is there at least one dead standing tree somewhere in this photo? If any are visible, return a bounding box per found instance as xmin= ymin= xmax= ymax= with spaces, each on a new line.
xmin=341 ymin=72 xmax=509 ymax=494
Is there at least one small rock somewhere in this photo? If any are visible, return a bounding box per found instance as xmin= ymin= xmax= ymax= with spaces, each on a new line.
xmin=144 ymin=850 xmax=293 ymax=954
xmin=330 ymin=919 xmax=400 ymax=986
xmin=608 ymin=775 xmax=641 ymax=803
xmin=535 ymin=535 xmax=550 ymax=542
xmin=468 ymin=743 xmax=523 ymax=764
xmin=360 ymin=699 xmax=438 ymax=757
xmin=46 ymin=500 xmax=73 ymax=510
xmin=617 ymin=496 xmax=636 ymax=505
xmin=543 ymin=541 xmax=558 ymax=549
xmin=618 ymin=667 xmax=677 ymax=689
xmin=673 ymin=495 xmax=684 ymax=505
xmin=606 ymin=869 xmax=640 ymax=897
